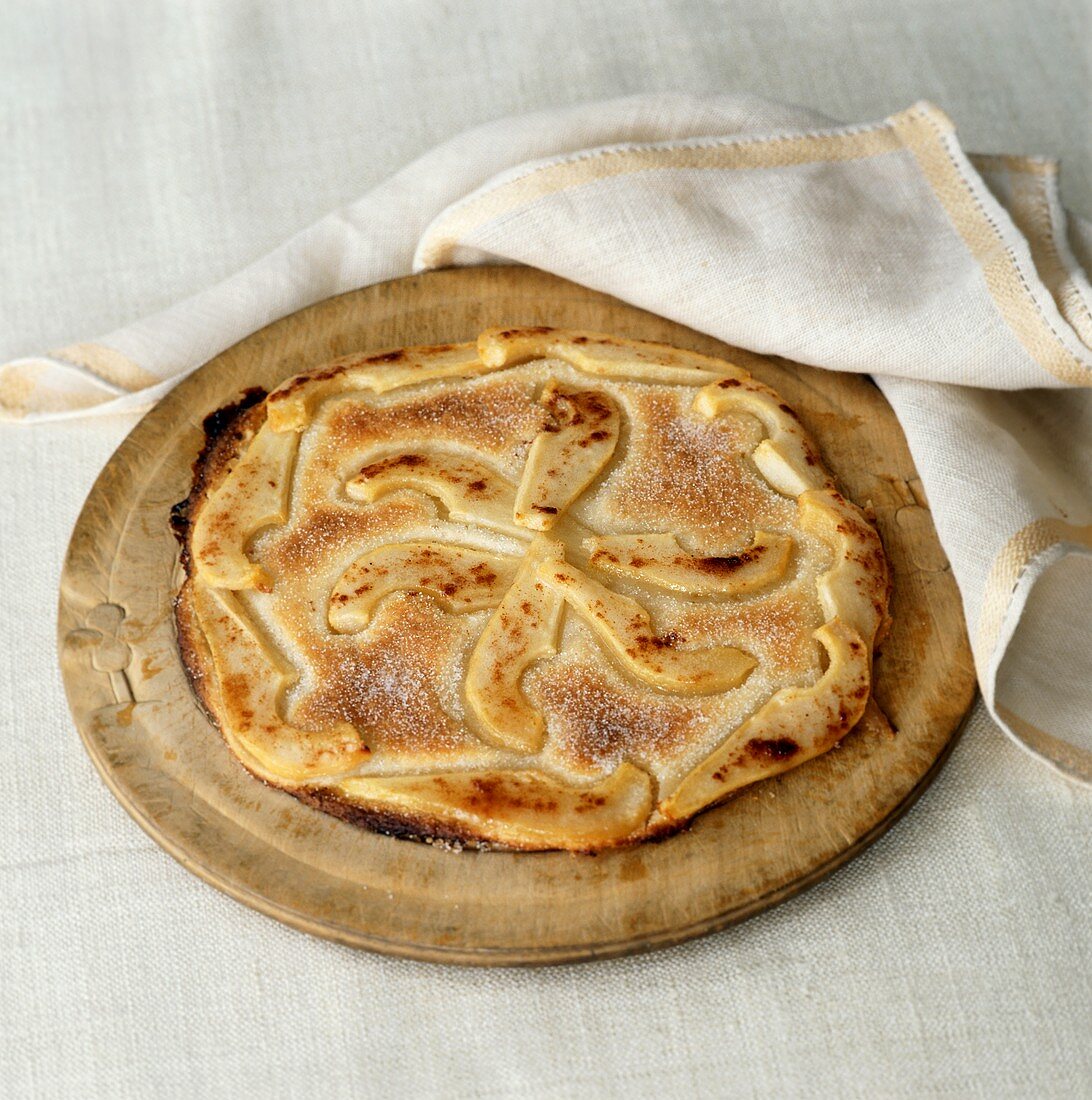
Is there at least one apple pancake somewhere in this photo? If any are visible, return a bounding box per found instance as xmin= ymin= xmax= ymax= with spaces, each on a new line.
xmin=172 ymin=328 xmax=889 ymax=851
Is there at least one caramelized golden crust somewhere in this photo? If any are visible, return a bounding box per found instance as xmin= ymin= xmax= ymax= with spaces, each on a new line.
xmin=170 ymin=388 xmax=269 ymax=570
xmin=175 ymin=328 xmax=890 ymax=851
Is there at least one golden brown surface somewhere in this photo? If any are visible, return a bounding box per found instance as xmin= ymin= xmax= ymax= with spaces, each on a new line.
xmin=174 ymin=326 xmax=889 ymax=850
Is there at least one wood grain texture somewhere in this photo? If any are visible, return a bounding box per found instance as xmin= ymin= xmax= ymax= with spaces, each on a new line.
xmin=58 ymin=267 xmax=976 ymax=966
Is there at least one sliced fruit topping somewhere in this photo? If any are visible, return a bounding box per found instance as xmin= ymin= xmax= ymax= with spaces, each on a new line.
xmin=798 ymin=489 xmax=889 ymax=646
xmin=585 ymin=531 xmax=792 ymax=596
xmin=328 ymin=541 xmax=519 ymax=633
xmin=478 ymin=326 xmax=747 ymax=386
xmin=465 ymin=538 xmax=565 ymax=753
xmin=536 ymin=557 xmax=756 ymax=694
xmin=514 ymin=382 xmax=619 ymax=530
xmin=660 ymin=617 xmax=870 ymax=820
xmin=694 ymin=378 xmax=828 ymax=497
xmin=266 ymin=343 xmax=489 ymax=432
xmin=334 ymin=761 xmax=654 ymax=850
xmin=191 ymin=421 xmax=299 ymax=590
xmin=345 ymin=449 xmax=523 ymax=536
xmin=191 ymin=582 xmax=368 ymax=782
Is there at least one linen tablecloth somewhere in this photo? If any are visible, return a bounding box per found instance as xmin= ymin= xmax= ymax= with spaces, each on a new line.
xmin=2 ymin=2 xmax=1089 ymax=1096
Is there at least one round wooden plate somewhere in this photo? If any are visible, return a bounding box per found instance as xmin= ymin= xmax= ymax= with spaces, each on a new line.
xmin=59 ymin=267 xmax=976 ymax=966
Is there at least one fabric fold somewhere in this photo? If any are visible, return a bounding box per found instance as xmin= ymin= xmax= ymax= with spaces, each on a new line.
xmin=5 ymin=93 xmax=1089 ymax=780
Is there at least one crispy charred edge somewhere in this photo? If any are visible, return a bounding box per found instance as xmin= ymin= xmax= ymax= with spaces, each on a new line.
xmin=284 ymin=781 xmax=684 ymax=854
xmin=171 ymin=396 xmax=269 ymax=765
xmin=170 ymin=387 xmax=269 ymax=575
xmin=287 ymin=783 xmax=500 ymax=851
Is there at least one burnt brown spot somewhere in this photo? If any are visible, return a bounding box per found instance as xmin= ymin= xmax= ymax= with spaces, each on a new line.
xmin=695 ymin=547 xmax=764 ymax=574
xmin=499 ymin=326 xmax=552 ymax=339
xmin=266 ymin=366 xmax=340 ymax=403
xmin=748 ymin=737 xmax=800 ymax=761
xmin=454 ymin=775 xmax=560 ymax=816
xmin=469 ymin=564 xmax=498 ymax=585
xmin=364 ymin=349 xmax=406 ymax=364
xmin=718 ymin=378 xmax=742 ymax=388
xmin=360 ymin=452 xmax=426 ymax=478
xmin=170 ymin=386 xmax=269 ymax=566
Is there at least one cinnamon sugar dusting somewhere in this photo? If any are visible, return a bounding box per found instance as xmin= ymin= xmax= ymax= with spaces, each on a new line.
xmin=293 ymin=597 xmax=477 ymax=756
xmin=606 ymin=391 xmax=791 ymax=546
xmin=323 ymin=377 xmax=544 ymax=464
xmin=533 ymin=663 xmax=706 ymax=771
xmin=679 ymin=592 xmax=822 ymax=673
xmin=263 ymin=498 xmax=427 ymax=575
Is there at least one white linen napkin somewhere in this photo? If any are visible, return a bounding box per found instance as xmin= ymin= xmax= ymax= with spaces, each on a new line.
xmin=5 ymin=94 xmax=1089 ymax=782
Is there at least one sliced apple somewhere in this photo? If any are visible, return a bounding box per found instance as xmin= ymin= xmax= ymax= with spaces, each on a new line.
xmin=798 ymin=489 xmax=889 ymax=646
xmin=344 ymin=449 xmax=523 ymax=538
xmin=478 ymin=327 xmax=747 ymax=387
xmin=694 ymin=378 xmax=829 ymax=497
xmin=328 ymin=541 xmax=520 ymax=633
xmin=536 ymin=557 xmax=756 ymax=694
xmin=266 ymin=343 xmax=490 ymax=432
xmin=659 ymin=617 xmax=870 ymax=821
xmin=465 ymin=538 xmax=565 ymax=752
xmin=333 ymin=761 xmax=654 ymax=850
xmin=514 ymin=382 xmax=620 ymax=530
xmin=191 ymin=582 xmax=368 ymax=782
xmin=191 ymin=420 xmax=299 ymax=590
xmin=585 ymin=531 xmax=793 ymax=596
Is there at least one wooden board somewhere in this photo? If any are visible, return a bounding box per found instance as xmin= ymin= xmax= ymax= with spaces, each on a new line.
xmin=58 ymin=267 xmax=976 ymax=965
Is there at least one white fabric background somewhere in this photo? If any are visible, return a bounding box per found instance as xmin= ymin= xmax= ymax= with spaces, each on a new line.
xmin=2 ymin=2 xmax=1090 ymax=1097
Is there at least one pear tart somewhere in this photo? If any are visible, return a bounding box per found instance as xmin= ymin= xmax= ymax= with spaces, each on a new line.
xmin=173 ymin=328 xmax=889 ymax=851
